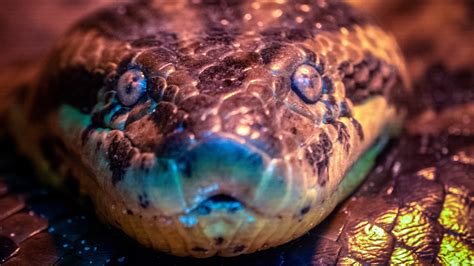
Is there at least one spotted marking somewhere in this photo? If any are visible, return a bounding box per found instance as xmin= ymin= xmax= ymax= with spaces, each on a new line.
xmin=107 ymin=134 xmax=135 ymax=185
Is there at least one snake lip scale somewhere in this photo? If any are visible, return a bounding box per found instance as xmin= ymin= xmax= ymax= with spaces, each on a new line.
xmin=3 ymin=0 xmax=410 ymax=258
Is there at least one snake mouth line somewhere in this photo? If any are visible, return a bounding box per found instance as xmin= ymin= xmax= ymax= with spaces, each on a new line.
xmin=191 ymin=194 xmax=246 ymax=215
xmin=184 ymin=191 xmax=274 ymax=218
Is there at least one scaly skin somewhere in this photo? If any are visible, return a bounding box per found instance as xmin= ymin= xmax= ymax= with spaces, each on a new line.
xmin=4 ymin=0 xmax=409 ymax=257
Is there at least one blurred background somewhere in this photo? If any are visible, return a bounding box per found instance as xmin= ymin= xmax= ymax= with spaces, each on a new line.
xmin=0 ymin=0 xmax=119 ymax=67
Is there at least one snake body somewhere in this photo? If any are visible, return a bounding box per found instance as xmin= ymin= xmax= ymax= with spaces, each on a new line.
xmin=4 ymin=0 xmax=410 ymax=257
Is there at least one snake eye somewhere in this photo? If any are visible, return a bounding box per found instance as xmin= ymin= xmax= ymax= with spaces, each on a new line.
xmin=291 ymin=64 xmax=323 ymax=104
xmin=117 ymin=69 xmax=147 ymax=106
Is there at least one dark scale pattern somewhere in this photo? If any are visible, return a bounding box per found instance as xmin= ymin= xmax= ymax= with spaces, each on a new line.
xmin=125 ymin=101 xmax=187 ymax=151
xmin=305 ymin=132 xmax=333 ymax=186
xmin=340 ymin=53 xmax=401 ymax=104
xmin=334 ymin=121 xmax=351 ymax=153
xmin=351 ymin=117 xmax=365 ymax=140
xmin=107 ymin=133 xmax=136 ymax=184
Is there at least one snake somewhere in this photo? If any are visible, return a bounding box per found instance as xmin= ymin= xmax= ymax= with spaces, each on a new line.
xmin=0 ymin=0 xmax=412 ymax=258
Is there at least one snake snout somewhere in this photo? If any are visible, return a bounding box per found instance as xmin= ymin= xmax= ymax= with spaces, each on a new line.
xmin=134 ymin=136 xmax=294 ymax=217
xmin=159 ymin=135 xmax=302 ymax=214
xmin=176 ymin=137 xmax=283 ymax=213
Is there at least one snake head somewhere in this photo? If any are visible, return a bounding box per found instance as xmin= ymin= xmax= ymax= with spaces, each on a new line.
xmin=28 ymin=0 xmax=410 ymax=257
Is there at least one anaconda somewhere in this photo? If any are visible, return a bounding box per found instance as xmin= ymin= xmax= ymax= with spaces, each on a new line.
xmin=1 ymin=0 xmax=411 ymax=258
